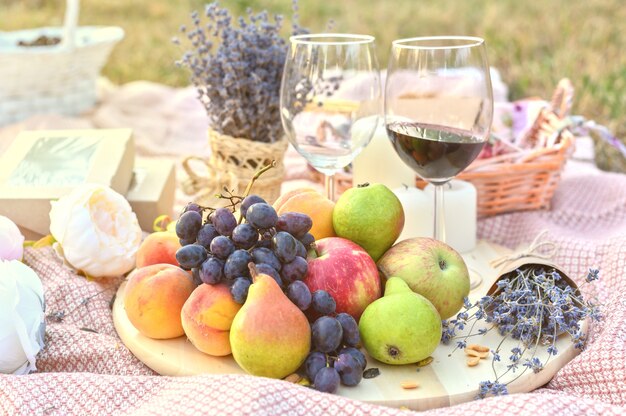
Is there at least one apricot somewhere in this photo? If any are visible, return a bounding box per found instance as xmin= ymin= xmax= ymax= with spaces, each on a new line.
xmin=181 ymin=283 xmax=242 ymax=356
xmin=136 ymin=231 xmax=181 ymax=268
xmin=273 ymin=188 xmax=336 ymax=240
xmin=124 ymin=264 xmax=195 ymax=339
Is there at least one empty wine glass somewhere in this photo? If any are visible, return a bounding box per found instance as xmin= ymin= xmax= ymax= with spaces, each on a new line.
xmin=385 ymin=36 xmax=493 ymax=288
xmin=280 ymin=33 xmax=381 ymax=201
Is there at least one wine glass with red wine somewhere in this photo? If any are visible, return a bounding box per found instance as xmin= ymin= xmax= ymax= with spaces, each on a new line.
xmin=385 ymin=36 xmax=493 ymax=248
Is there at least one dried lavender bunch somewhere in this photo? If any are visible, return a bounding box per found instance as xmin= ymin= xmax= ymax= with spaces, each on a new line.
xmin=174 ymin=1 xmax=308 ymax=143
xmin=442 ymin=266 xmax=601 ymax=399
xmin=566 ymin=115 xmax=626 ymax=159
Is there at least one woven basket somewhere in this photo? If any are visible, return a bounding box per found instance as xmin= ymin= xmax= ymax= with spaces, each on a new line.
xmin=0 ymin=0 xmax=123 ymax=126
xmin=182 ymin=129 xmax=288 ymax=206
xmin=451 ymin=119 xmax=573 ymax=217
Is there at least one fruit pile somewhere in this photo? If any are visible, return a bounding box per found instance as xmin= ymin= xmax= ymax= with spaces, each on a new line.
xmin=123 ymin=179 xmax=475 ymax=397
xmin=173 ymin=194 xmax=368 ymax=392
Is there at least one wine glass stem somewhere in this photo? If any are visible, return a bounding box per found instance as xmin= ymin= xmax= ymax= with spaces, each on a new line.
xmin=433 ymin=183 xmax=446 ymax=242
xmin=325 ymin=173 xmax=336 ymax=201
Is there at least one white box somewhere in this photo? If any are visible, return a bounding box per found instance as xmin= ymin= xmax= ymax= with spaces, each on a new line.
xmin=126 ymin=158 xmax=176 ymax=232
xmin=0 ymin=128 xmax=135 ymax=237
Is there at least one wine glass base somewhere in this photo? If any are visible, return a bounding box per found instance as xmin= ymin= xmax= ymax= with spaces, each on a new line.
xmin=468 ymin=267 xmax=483 ymax=291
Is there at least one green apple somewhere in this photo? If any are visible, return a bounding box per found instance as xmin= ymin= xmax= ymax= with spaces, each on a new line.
xmin=332 ymin=183 xmax=404 ymax=262
xmin=359 ymin=277 xmax=441 ymax=365
xmin=377 ymin=237 xmax=470 ymax=320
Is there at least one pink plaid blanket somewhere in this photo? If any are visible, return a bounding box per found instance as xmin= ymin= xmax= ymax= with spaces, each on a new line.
xmin=0 ymin=82 xmax=624 ymax=415
xmin=1 ymin=169 xmax=625 ymax=415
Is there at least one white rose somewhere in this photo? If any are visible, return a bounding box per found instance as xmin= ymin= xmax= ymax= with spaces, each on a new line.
xmin=49 ymin=184 xmax=142 ymax=278
xmin=0 ymin=260 xmax=46 ymax=375
xmin=0 ymin=215 xmax=25 ymax=261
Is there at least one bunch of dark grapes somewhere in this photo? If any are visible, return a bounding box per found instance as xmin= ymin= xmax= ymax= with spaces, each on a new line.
xmin=175 ymin=194 xmax=367 ymax=394
xmin=174 ymin=195 xmax=315 ymax=306
xmin=305 ymin=312 xmax=366 ymax=393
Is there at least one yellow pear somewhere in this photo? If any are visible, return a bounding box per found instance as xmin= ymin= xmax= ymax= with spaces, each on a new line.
xmin=229 ymin=265 xmax=311 ymax=378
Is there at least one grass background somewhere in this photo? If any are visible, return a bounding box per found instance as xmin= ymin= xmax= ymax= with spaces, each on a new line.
xmin=2 ymin=0 xmax=625 ymax=171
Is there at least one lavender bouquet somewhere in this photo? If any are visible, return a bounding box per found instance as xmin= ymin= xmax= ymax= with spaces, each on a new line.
xmin=174 ymin=2 xmax=307 ymax=143
xmin=442 ymin=266 xmax=601 ymax=399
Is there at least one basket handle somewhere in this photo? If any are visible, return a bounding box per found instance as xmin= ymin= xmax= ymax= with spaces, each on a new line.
xmin=181 ymin=155 xmax=239 ymax=197
xmin=550 ymin=78 xmax=574 ymax=119
xmin=182 ymin=156 xmax=211 ymax=184
xmin=61 ymin=0 xmax=80 ymax=51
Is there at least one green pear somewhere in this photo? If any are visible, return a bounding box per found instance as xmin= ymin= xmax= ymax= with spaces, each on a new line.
xmin=359 ymin=277 xmax=441 ymax=365
xmin=383 ymin=275 xmax=411 ymax=296
xmin=332 ymin=183 xmax=404 ymax=262
xmin=230 ymin=268 xmax=311 ymax=378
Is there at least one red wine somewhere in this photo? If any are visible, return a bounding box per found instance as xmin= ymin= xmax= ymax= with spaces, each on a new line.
xmin=386 ymin=122 xmax=485 ymax=183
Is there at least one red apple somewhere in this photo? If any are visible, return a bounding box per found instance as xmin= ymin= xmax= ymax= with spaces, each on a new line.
xmin=304 ymin=237 xmax=381 ymax=321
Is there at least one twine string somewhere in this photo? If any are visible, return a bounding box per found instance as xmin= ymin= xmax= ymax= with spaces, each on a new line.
xmin=181 ymin=155 xmax=238 ymax=196
xmin=490 ymin=230 xmax=558 ymax=270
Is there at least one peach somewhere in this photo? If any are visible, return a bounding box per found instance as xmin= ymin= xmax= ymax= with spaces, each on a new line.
xmin=272 ymin=188 xmax=317 ymax=210
xmin=136 ymin=231 xmax=181 ymax=268
xmin=124 ymin=264 xmax=195 ymax=339
xmin=185 ymin=325 xmax=232 ymax=357
xmin=273 ymin=188 xmax=336 ymax=240
xmin=181 ymin=283 xmax=242 ymax=356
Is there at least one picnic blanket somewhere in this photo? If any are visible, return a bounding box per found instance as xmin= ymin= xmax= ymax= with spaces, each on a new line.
xmin=0 ymin=81 xmax=625 ymax=415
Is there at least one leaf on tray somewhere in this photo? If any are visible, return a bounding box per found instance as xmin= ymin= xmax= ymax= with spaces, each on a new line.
xmin=416 ymin=356 xmax=434 ymax=367
xmin=363 ymin=368 xmax=381 ymax=379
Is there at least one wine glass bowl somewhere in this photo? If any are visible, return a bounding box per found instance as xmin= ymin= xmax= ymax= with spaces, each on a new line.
xmin=385 ymin=36 xmax=493 ymax=185
xmin=280 ymin=33 xmax=381 ymax=200
xmin=385 ymin=122 xmax=487 ymax=184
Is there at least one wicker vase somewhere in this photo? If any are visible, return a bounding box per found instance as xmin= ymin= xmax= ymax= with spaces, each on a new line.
xmin=182 ymin=129 xmax=288 ymax=206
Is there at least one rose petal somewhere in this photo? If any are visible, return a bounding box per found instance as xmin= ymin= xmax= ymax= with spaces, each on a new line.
xmin=0 ymin=260 xmax=45 ymax=375
xmin=50 ymin=184 xmax=142 ymax=277
xmin=0 ymin=326 xmax=29 ymax=374
xmin=0 ymin=216 xmax=25 ymax=261
xmin=49 ymin=184 xmax=94 ymax=244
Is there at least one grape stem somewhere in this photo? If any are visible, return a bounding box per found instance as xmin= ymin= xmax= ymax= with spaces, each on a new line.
xmin=248 ymin=262 xmax=259 ymax=283
xmin=237 ymin=160 xmax=277 ymax=224
xmin=217 ymin=188 xmax=244 ymax=213
xmin=192 ymin=160 xmax=277 ymax=222
xmin=243 ymin=160 xmax=277 ymax=198
xmin=308 ymin=242 xmax=321 ymax=258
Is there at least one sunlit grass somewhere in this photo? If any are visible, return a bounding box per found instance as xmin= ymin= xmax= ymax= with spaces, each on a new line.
xmin=2 ymin=0 xmax=625 ymax=171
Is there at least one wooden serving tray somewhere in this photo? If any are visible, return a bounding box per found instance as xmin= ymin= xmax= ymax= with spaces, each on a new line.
xmin=112 ymin=240 xmax=586 ymax=411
